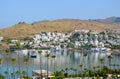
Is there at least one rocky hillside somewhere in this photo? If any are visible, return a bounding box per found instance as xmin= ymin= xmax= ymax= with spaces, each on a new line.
xmin=92 ymin=16 xmax=120 ymax=24
xmin=0 ymin=19 xmax=119 ymax=39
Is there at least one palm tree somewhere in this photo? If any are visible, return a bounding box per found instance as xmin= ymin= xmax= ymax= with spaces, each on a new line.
xmin=4 ymin=71 xmax=8 ymax=79
xmin=11 ymin=58 xmax=16 ymax=79
xmin=38 ymin=50 xmax=43 ymax=78
xmin=61 ymin=69 xmax=65 ymax=74
xmin=113 ymin=64 xmax=116 ymax=70
xmin=99 ymin=58 xmax=104 ymax=71
xmin=93 ymin=66 xmax=96 ymax=77
xmin=0 ymin=58 xmax=2 ymax=79
xmin=11 ymin=73 xmax=14 ymax=78
xmin=116 ymin=64 xmax=119 ymax=70
xmin=96 ymin=65 xmax=100 ymax=69
xmin=22 ymin=71 xmax=26 ymax=77
xmin=83 ymin=53 xmax=87 ymax=71
xmin=45 ymin=53 xmax=50 ymax=79
xmin=24 ymin=57 xmax=29 ymax=78
xmin=88 ymin=65 xmax=92 ymax=78
xmin=73 ymin=68 xmax=77 ymax=77
xmin=79 ymin=64 xmax=83 ymax=73
xmin=5 ymin=49 xmax=10 ymax=79
xmin=70 ymin=67 xmax=74 ymax=77
xmin=79 ymin=64 xmax=83 ymax=78
xmin=51 ymin=55 xmax=56 ymax=74
xmin=108 ymin=55 xmax=112 ymax=73
xmin=83 ymin=53 xmax=87 ymax=75
xmin=16 ymin=42 xmax=21 ymax=78
xmin=64 ymin=68 xmax=68 ymax=77
xmin=16 ymin=71 xmax=20 ymax=79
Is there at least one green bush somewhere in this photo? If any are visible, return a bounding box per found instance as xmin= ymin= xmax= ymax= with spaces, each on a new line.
xmin=22 ymin=76 xmax=32 ymax=79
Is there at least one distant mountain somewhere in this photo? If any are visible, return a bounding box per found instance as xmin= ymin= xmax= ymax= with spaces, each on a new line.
xmin=92 ymin=16 xmax=120 ymax=24
xmin=0 ymin=18 xmax=120 ymax=39
xmin=32 ymin=20 xmax=50 ymax=25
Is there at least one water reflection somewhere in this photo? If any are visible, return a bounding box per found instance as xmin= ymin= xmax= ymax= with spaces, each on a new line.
xmin=0 ymin=49 xmax=120 ymax=78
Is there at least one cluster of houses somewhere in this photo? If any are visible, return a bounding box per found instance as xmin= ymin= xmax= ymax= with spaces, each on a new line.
xmin=33 ymin=32 xmax=65 ymax=43
xmin=70 ymin=30 xmax=119 ymax=52
xmin=24 ymin=29 xmax=119 ymax=51
xmin=1 ymin=29 xmax=120 ymax=52
xmin=29 ymin=32 xmax=72 ymax=48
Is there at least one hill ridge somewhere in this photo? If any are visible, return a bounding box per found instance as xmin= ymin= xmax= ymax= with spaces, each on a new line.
xmin=0 ymin=18 xmax=120 ymax=39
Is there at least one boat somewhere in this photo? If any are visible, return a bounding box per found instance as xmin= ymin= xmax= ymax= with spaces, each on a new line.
xmin=91 ymin=47 xmax=111 ymax=53
xmin=28 ymin=49 xmax=37 ymax=58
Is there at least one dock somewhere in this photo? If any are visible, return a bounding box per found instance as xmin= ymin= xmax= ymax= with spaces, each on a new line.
xmin=32 ymin=70 xmax=54 ymax=77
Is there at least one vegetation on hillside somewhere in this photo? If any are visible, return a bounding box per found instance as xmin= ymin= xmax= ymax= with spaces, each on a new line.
xmin=0 ymin=19 xmax=118 ymax=39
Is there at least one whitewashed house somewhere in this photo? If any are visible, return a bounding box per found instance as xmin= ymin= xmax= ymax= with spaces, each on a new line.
xmin=0 ymin=37 xmax=3 ymax=43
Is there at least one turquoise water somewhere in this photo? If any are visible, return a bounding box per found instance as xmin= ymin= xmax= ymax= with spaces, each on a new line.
xmin=0 ymin=49 xmax=120 ymax=79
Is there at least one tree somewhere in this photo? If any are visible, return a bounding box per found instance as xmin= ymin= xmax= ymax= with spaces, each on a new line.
xmin=108 ymin=55 xmax=112 ymax=73
xmin=64 ymin=68 xmax=68 ymax=77
xmin=22 ymin=71 xmax=26 ymax=77
xmin=24 ymin=57 xmax=29 ymax=78
xmin=0 ymin=58 xmax=2 ymax=79
xmin=4 ymin=71 xmax=8 ymax=79
xmin=38 ymin=50 xmax=43 ymax=78
xmin=99 ymin=58 xmax=104 ymax=71
xmin=116 ymin=64 xmax=119 ymax=70
xmin=16 ymin=42 xmax=21 ymax=78
xmin=54 ymin=71 xmax=64 ymax=78
xmin=11 ymin=58 xmax=16 ymax=79
xmin=67 ymin=42 xmax=74 ymax=48
xmin=45 ymin=53 xmax=50 ymax=78
xmin=79 ymin=64 xmax=83 ymax=73
xmin=51 ymin=55 xmax=56 ymax=74
xmin=16 ymin=71 xmax=20 ymax=79
xmin=93 ymin=66 xmax=96 ymax=77
xmin=112 ymin=64 xmax=116 ymax=70
xmin=79 ymin=64 xmax=83 ymax=77
xmin=74 ymin=68 xmax=77 ymax=77
xmin=70 ymin=67 xmax=74 ymax=77
xmin=5 ymin=49 xmax=10 ymax=79
xmin=11 ymin=73 xmax=14 ymax=79
xmin=60 ymin=44 xmax=64 ymax=49
xmin=83 ymin=53 xmax=87 ymax=70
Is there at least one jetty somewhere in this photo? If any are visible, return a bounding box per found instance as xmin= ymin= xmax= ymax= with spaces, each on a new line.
xmin=32 ymin=70 xmax=54 ymax=78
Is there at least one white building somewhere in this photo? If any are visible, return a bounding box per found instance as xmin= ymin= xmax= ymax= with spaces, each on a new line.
xmin=32 ymin=32 xmax=71 ymax=48
xmin=0 ymin=37 xmax=3 ymax=43
xmin=74 ymin=28 xmax=90 ymax=33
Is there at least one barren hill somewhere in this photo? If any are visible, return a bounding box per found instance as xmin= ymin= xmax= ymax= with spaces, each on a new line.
xmin=0 ymin=19 xmax=119 ymax=39
xmin=92 ymin=16 xmax=120 ymax=24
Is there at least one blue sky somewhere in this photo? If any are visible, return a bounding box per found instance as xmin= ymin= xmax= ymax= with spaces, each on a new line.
xmin=0 ymin=0 xmax=120 ymax=28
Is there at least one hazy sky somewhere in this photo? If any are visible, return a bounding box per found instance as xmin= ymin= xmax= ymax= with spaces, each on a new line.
xmin=0 ymin=0 xmax=120 ymax=28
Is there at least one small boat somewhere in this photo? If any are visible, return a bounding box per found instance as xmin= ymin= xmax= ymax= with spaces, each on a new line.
xmin=31 ymin=53 xmax=37 ymax=58
xmin=28 ymin=49 xmax=37 ymax=58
